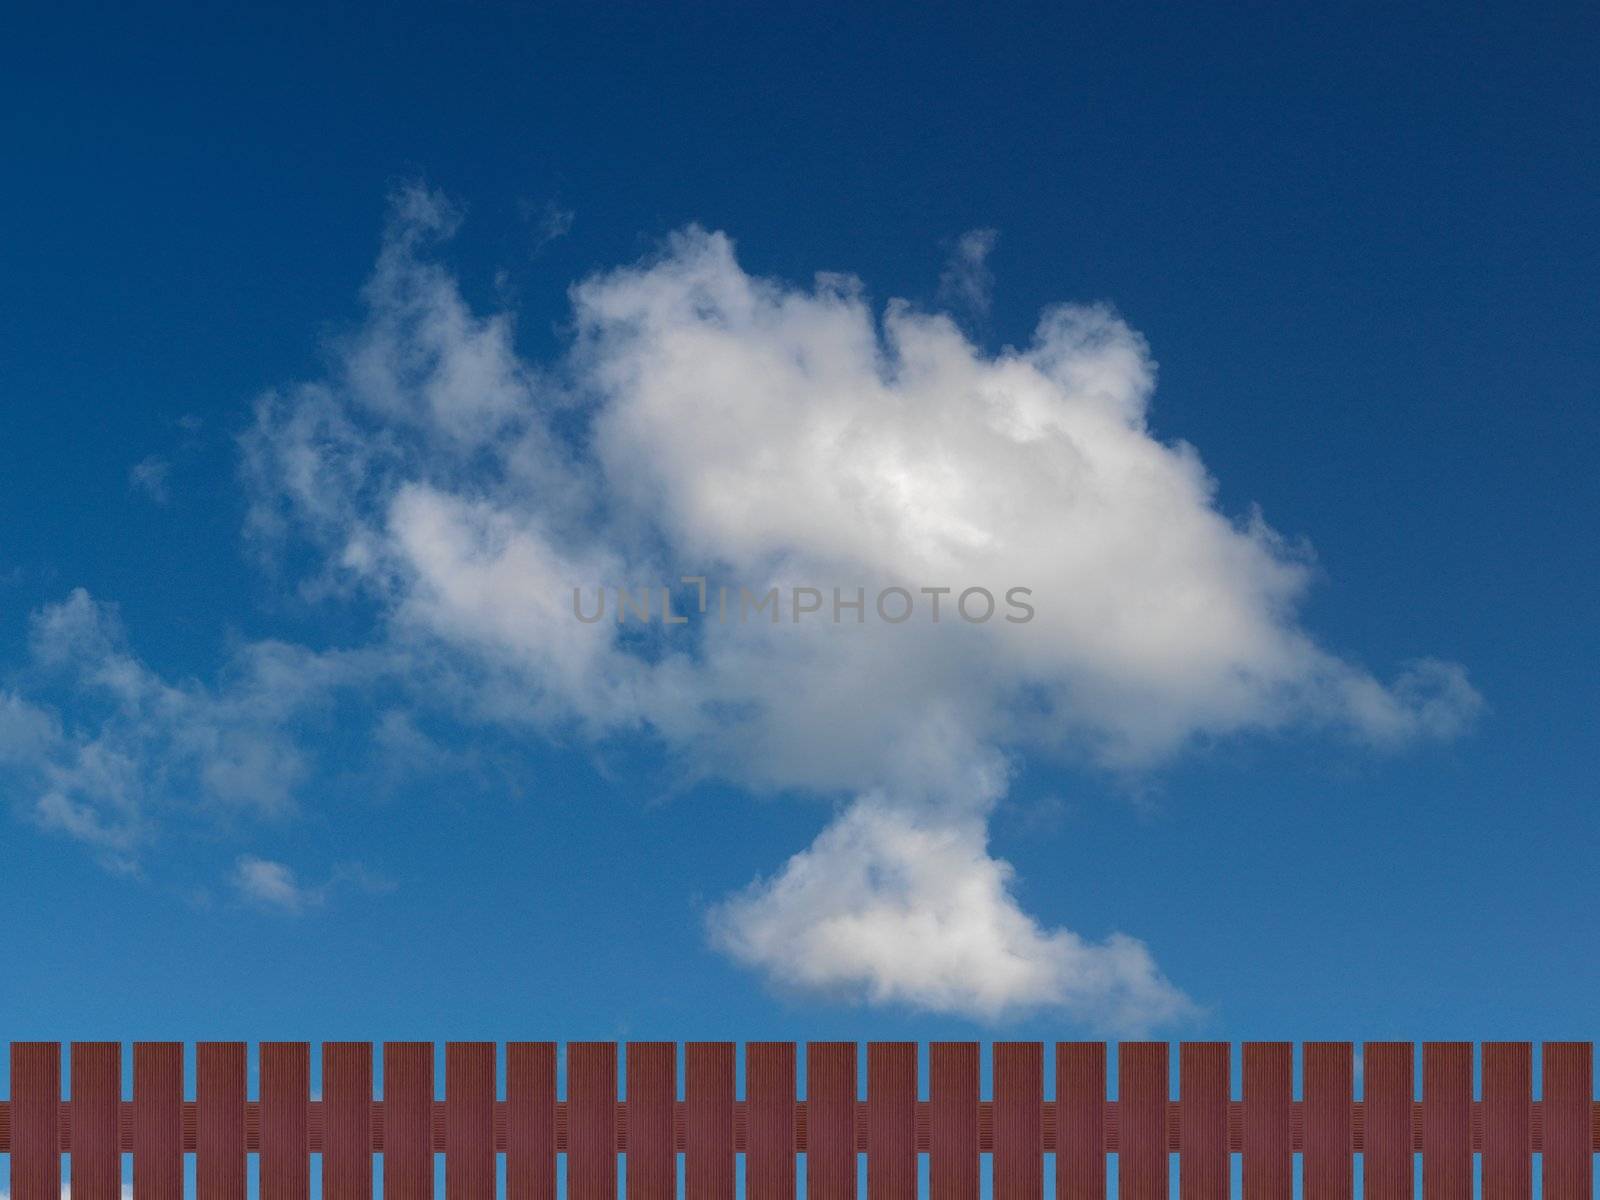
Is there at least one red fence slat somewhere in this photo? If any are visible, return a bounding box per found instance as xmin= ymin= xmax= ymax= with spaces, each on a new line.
xmin=196 ymin=1042 xmax=247 ymax=1200
xmin=1056 ymin=1043 xmax=1105 ymax=1200
xmin=568 ymin=1041 xmax=618 ymax=1200
xmin=10 ymin=1041 xmax=59 ymax=1200
xmin=994 ymin=1042 xmax=1042 ymax=1199
xmin=383 ymin=1042 xmax=435 ymax=1200
xmin=929 ymin=1042 xmax=979 ymax=1200
xmin=686 ymin=1042 xmax=735 ymax=1200
xmin=746 ymin=1042 xmax=797 ymax=1200
xmin=260 ymin=1041 xmax=309 ymax=1200
xmin=1303 ymin=1042 xmax=1352 ymax=1200
xmin=1421 ymin=1042 xmax=1471 ymax=1200
xmin=867 ymin=1042 xmax=917 ymax=1200
xmin=806 ymin=1042 xmax=858 ymax=1200
xmin=1118 ymin=1042 xmax=1168 ymax=1200
xmin=1542 ymin=1042 xmax=1593 ymax=1200
xmin=69 ymin=1041 xmax=122 ymax=1200
xmin=506 ymin=1042 xmax=557 ymax=1200
xmin=1362 ymin=1042 xmax=1413 ymax=1200
xmin=133 ymin=1041 xmax=182 ymax=1200
xmin=624 ymin=1042 xmax=675 ymax=1200
xmin=1180 ymin=1042 xmax=1228 ymax=1200
xmin=1481 ymin=1041 xmax=1530 ymax=1200
xmin=446 ymin=1043 xmax=495 ymax=1200
xmin=322 ymin=1042 xmax=372 ymax=1200
xmin=1241 ymin=1042 xmax=1290 ymax=1200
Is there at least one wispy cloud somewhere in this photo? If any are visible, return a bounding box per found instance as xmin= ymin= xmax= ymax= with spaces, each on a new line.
xmin=232 ymin=855 xmax=392 ymax=914
xmin=523 ymin=197 xmax=574 ymax=252
xmin=233 ymin=855 xmax=309 ymax=911
xmin=938 ymin=226 xmax=999 ymax=318
xmin=127 ymin=455 xmax=171 ymax=504
xmin=0 ymin=588 xmax=380 ymax=871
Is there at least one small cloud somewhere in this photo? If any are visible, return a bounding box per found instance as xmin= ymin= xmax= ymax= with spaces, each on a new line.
xmin=524 ymin=198 xmax=574 ymax=252
xmin=938 ymin=227 xmax=999 ymax=318
xmin=233 ymin=855 xmax=314 ymax=913
xmin=175 ymin=414 xmax=204 ymax=433
xmin=128 ymin=455 xmax=171 ymax=504
xmin=708 ymin=797 xmax=1197 ymax=1031
xmin=232 ymin=854 xmax=394 ymax=915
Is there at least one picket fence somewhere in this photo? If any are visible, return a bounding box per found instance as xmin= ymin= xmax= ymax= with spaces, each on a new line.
xmin=1 ymin=1041 xmax=1595 ymax=1198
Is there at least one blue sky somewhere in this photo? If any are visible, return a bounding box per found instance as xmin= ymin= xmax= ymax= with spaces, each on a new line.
xmin=2 ymin=0 xmax=1598 ymax=1070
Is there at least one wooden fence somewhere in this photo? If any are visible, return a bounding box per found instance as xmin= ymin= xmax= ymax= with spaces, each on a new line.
xmin=0 ymin=1041 xmax=1595 ymax=1198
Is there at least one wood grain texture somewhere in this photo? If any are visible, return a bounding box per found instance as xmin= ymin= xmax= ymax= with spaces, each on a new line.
xmin=382 ymin=1042 xmax=435 ymax=1200
xmin=624 ymin=1042 xmax=675 ymax=1200
xmin=506 ymin=1042 xmax=557 ymax=1200
xmin=322 ymin=1043 xmax=372 ymax=1200
xmin=9 ymin=1042 xmax=59 ymax=1200
xmin=866 ymin=1043 xmax=917 ymax=1200
xmin=929 ymin=1042 xmax=979 ymax=1200
xmin=686 ymin=1042 xmax=735 ymax=1200
xmin=806 ymin=1042 xmax=858 ymax=1200
xmin=746 ymin=1042 xmax=798 ymax=1200
xmin=1361 ymin=1042 xmax=1413 ymax=1200
xmin=1480 ymin=1042 xmax=1530 ymax=1200
xmin=196 ymin=1042 xmax=247 ymax=1200
xmin=1541 ymin=1042 xmax=1593 ymax=1200
xmin=993 ymin=1042 xmax=1042 ymax=1200
xmin=567 ymin=1042 xmax=618 ymax=1200
xmin=446 ymin=1043 xmax=495 ymax=1200
xmin=1241 ymin=1042 xmax=1291 ymax=1200
xmin=1179 ymin=1043 xmax=1228 ymax=1200
xmin=1117 ymin=1042 xmax=1168 ymax=1200
xmin=1303 ymin=1042 xmax=1352 ymax=1200
xmin=1055 ymin=1043 xmax=1105 ymax=1200
xmin=7 ymin=1038 xmax=1595 ymax=1200
xmin=133 ymin=1042 xmax=182 ymax=1200
xmin=70 ymin=1042 xmax=122 ymax=1200
xmin=260 ymin=1041 xmax=309 ymax=1200
xmin=1421 ymin=1043 xmax=1471 ymax=1200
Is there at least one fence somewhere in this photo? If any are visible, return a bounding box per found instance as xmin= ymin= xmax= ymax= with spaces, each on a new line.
xmin=0 ymin=1041 xmax=1594 ymax=1198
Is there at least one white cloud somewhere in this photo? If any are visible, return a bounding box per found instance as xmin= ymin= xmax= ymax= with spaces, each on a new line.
xmin=938 ymin=226 xmax=999 ymax=317
xmin=231 ymin=854 xmax=393 ymax=914
xmin=231 ymin=187 xmax=1480 ymax=1024
xmin=709 ymin=795 xmax=1193 ymax=1029
xmin=7 ymin=187 xmax=1478 ymax=1026
xmin=233 ymin=854 xmax=311 ymax=912
xmin=527 ymin=198 xmax=574 ymax=251
xmin=128 ymin=455 xmax=171 ymax=504
xmin=0 ymin=589 xmax=375 ymax=871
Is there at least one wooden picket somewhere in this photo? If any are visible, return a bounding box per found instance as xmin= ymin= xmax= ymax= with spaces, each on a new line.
xmin=806 ymin=1041 xmax=856 ymax=1199
xmin=994 ymin=1042 xmax=1042 ymax=1200
xmin=323 ymin=1041 xmax=372 ymax=1200
xmin=133 ymin=1042 xmax=182 ymax=1200
xmin=1240 ymin=1042 xmax=1290 ymax=1200
xmin=686 ymin=1042 xmax=736 ymax=1199
xmin=625 ymin=1042 xmax=674 ymax=1200
xmin=929 ymin=1042 xmax=979 ymax=1198
xmin=1056 ymin=1042 xmax=1105 ymax=1200
xmin=70 ymin=1042 xmax=121 ymax=1200
xmin=505 ymin=1042 xmax=556 ymax=1200
xmin=2 ymin=1040 xmax=1597 ymax=1197
xmin=746 ymin=1042 xmax=797 ymax=1199
xmin=1301 ymin=1041 xmax=1351 ymax=1200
